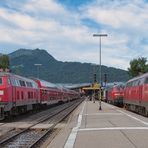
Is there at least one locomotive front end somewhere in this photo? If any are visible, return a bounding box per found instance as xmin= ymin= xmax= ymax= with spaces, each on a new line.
xmin=0 ymin=76 xmax=5 ymax=120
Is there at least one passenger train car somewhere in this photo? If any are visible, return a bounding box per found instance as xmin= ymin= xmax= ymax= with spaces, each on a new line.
xmin=34 ymin=79 xmax=64 ymax=105
xmin=124 ymin=72 xmax=148 ymax=116
xmin=107 ymin=84 xmax=124 ymax=106
xmin=34 ymin=79 xmax=79 ymax=105
xmin=0 ymin=72 xmax=80 ymax=120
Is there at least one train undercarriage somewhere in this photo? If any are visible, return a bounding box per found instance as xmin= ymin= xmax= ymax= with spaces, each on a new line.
xmin=124 ymin=101 xmax=148 ymax=117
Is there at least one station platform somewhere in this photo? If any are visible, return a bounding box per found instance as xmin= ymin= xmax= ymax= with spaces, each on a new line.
xmin=48 ymin=99 xmax=148 ymax=148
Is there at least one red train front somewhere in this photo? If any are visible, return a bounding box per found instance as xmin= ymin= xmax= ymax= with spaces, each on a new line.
xmin=107 ymin=84 xmax=124 ymax=106
xmin=0 ymin=72 xmax=40 ymax=120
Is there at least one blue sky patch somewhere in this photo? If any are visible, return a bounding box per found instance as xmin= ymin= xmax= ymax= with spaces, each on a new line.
xmin=57 ymin=0 xmax=94 ymax=9
xmin=81 ymin=18 xmax=102 ymax=30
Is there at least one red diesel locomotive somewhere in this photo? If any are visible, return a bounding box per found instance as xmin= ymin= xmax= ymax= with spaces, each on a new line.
xmin=107 ymin=84 xmax=124 ymax=106
xmin=124 ymin=73 xmax=148 ymax=115
xmin=0 ymin=72 xmax=40 ymax=119
xmin=0 ymin=72 xmax=80 ymax=120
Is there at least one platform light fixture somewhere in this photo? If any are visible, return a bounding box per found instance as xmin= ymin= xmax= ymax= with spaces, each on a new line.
xmin=93 ymin=33 xmax=108 ymax=110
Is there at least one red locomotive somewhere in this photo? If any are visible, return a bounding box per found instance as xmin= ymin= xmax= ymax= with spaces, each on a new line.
xmin=124 ymin=73 xmax=148 ymax=115
xmin=107 ymin=84 xmax=124 ymax=106
xmin=0 ymin=72 xmax=80 ymax=120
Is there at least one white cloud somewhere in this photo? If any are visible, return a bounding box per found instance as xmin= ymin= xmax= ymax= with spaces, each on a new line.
xmin=0 ymin=0 xmax=147 ymax=70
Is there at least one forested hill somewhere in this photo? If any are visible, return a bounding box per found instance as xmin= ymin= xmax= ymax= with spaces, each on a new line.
xmin=7 ymin=48 xmax=129 ymax=83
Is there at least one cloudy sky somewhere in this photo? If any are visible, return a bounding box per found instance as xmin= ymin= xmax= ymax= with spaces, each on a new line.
xmin=0 ymin=0 xmax=148 ymax=70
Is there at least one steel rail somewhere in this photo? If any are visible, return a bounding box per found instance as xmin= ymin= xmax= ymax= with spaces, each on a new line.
xmin=29 ymin=99 xmax=83 ymax=148
xmin=0 ymin=99 xmax=83 ymax=146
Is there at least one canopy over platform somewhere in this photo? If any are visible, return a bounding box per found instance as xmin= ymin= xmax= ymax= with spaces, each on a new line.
xmin=82 ymin=83 xmax=100 ymax=91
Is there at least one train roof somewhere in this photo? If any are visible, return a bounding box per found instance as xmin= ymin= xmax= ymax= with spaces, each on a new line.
xmin=35 ymin=78 xmax=60 ymax=89
xmin=0 ymin=72 xmax=37 ymax=83
xmin=36 ymin=79 xmax=76 ymax=93
xmin=127 ymin=72 xmax=148 ymax=83
xmin=0 ymin=72 xmax=13 ymax=77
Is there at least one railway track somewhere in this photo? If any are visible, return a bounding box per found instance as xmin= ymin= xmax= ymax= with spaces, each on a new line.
xmin=0 ymin=98 xmax=83 ymax=147
xmin=0 ymin=101 xmax=74 ymax=137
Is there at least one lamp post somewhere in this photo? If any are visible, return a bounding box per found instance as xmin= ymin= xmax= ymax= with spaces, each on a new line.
xmin=93 ymin=33 xmax=108 ymax=110
xmin=11 ymin=64 xmax=24 ymax=75
xmin=34 ymin=64 xmax=42 ymax=78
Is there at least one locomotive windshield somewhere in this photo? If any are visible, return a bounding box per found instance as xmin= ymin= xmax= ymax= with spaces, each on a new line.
xmin=0 ymin=77 xmax=2 ymax=85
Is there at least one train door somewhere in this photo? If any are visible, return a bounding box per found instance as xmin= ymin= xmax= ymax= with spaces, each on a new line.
xmin=139 ymin=79 xmax=143 ymax=105
xmin=10 ymin=77 xmax=16 ymax=106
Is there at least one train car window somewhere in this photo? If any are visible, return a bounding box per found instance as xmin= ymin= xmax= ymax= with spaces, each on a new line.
xmin=30 ymin=82 xmax=33 ymax=87
xmin=132 ymin=80 xmax=137 ymax=86
xmin=26 ymin=82 xmax=28 ymax=87
xmin=32 ymin=83 xmax=38 ymax=89
xmin=19 ymin=80 xmax=22 ymax=86
xmin=0 ymin=77 xmax=2 ymax=85
xmin=126 ymin=82 xmax=134 ymax=87
xmin=15 ymin=79 xmax=20 ymax=86
xmin=19 ymin=80 xmax=26 ymax=87
xmin=126 ymin=83 xmax=129 ymax=87
xmin=26 ymin=82 xmax=32 ymax=87
xmin=10 ymin=77 xmax=16 ymax=86
xmin=134 ymin=80 xmax=139 ymax=86
xmin=29 ymin=82 xmax=33 ymax=87
xmin=128 ymin=82 xmax=131 ymax=87
xmin=22 ymin=81 xmax=26 ymax=87
xmin=8 ymin=78 xmax=11 ymax=85
xmin=139 ymin=78 xmax=145 ymax=85
xmin=132 ymin=81 xmax=135 ymax=86
xmin=129 ymin=82 xmax=132 ymax=86
xmin=145 ymin=77 xmax=148 ymax=84
xmin=116 ymin=85 xmax=120 ymax=90
xmin=137 ymin=81 xmax=140 ymax=86
xmin=120 ymin=84 xmax=125 ymax=89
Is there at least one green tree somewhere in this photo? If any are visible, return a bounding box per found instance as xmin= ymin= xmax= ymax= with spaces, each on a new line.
xmin=128 ymin=57 xmax=148 ymax=77
xmin=0 ymin=55 xmax=10 ymax=71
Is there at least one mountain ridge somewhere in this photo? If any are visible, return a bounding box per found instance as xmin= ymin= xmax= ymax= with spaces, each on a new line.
xmin=5 ymin=48 xmax=129 ymax=83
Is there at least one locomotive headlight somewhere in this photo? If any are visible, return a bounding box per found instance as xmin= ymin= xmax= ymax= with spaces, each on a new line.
xmin=0 ymin=90 xmax=4 ymax=95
